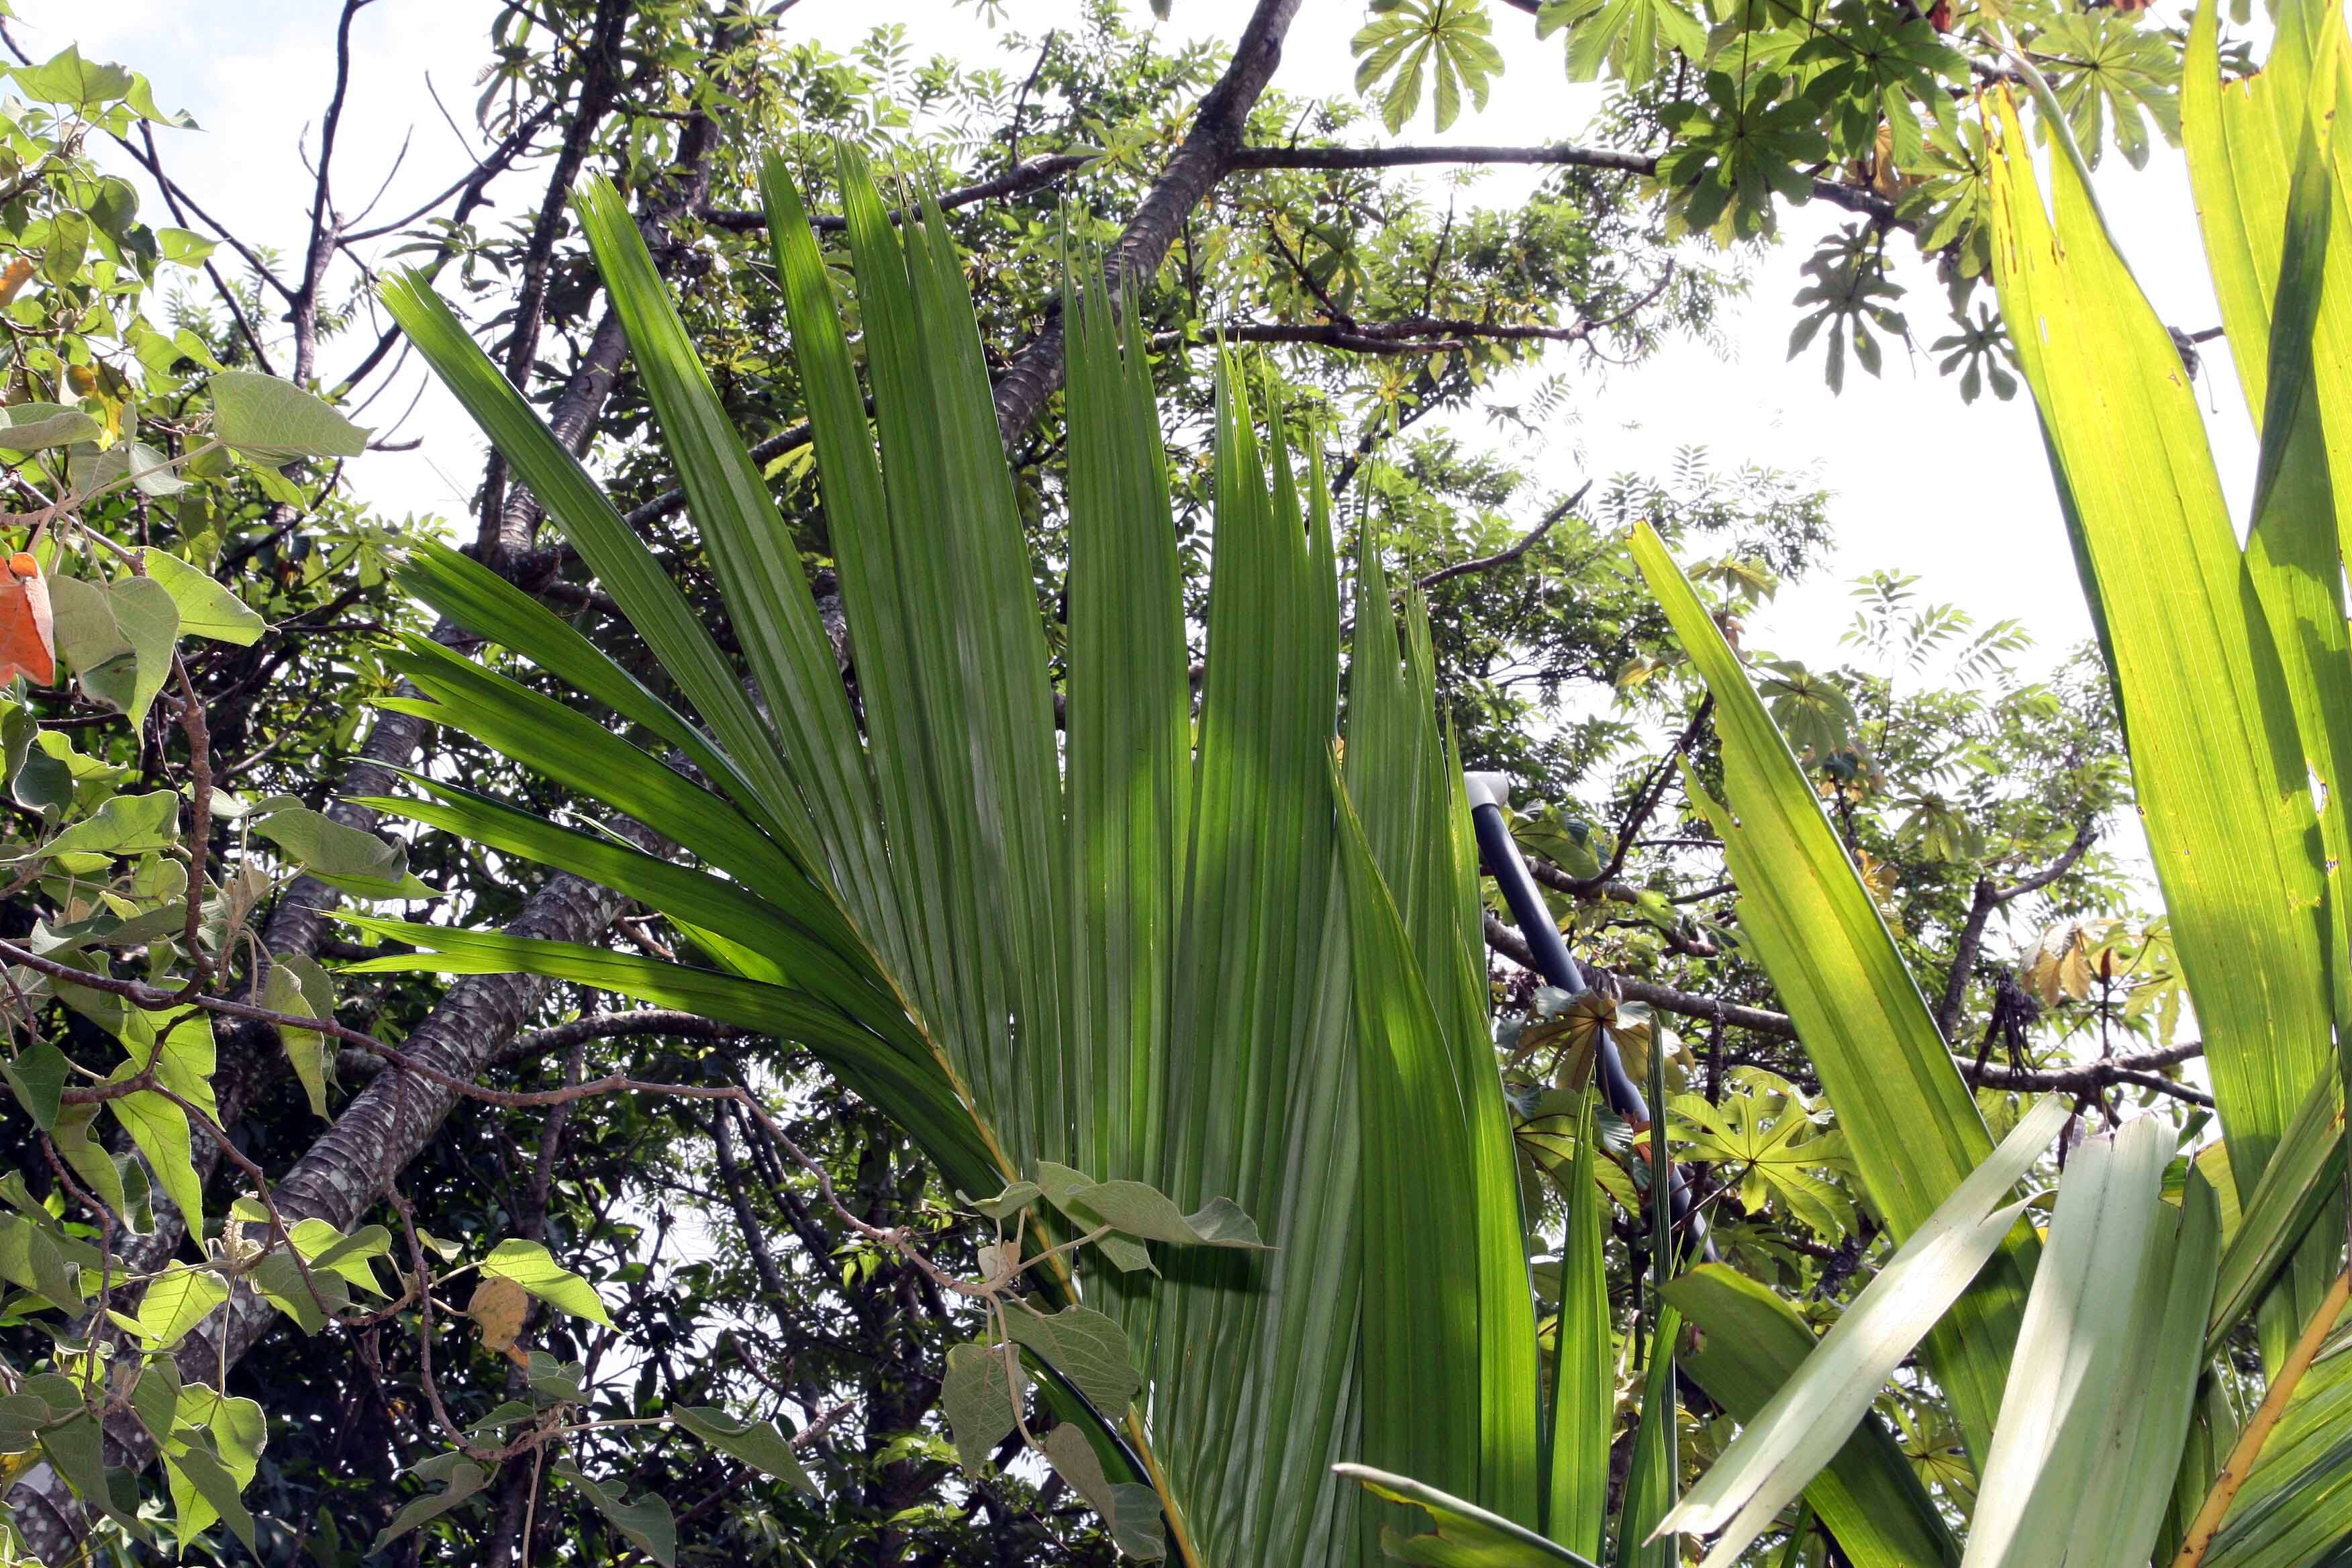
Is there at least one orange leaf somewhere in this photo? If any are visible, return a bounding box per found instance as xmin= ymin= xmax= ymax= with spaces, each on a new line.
xmin=0 ymin=554 xmax=56 ymax=687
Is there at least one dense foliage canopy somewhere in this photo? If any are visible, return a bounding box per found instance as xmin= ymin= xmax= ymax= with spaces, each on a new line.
xmin=0 ymin=0 xmax=2314 ymax=1565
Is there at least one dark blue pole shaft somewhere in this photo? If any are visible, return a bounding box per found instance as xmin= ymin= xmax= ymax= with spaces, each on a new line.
xmin=1469 ymin=797 xmax=1712 ymax=1263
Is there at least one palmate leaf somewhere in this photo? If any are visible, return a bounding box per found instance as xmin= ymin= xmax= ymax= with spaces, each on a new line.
xmin=1536 ymin=0 xmax=1704 ymax=87
xmin=381 ymin=149 xmax=1554 ymax=1567
xmin=2029 ymin=12 xmax=2182 ymax=171
xmin=1351 ymin=0 xmax=1507 ymax=132
xmin=1667 ymin=1075 xmax=1855 ymax=1243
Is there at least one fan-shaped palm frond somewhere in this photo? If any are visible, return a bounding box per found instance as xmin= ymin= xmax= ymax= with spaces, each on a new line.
xmin=365 ymin=150 xmax=1551 ymax=1565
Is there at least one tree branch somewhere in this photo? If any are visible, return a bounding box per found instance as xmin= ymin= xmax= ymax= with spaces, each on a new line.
xmin=289 ymin=0 xmax=377 ymax=385
xmin=1230 ymin=140 xmax=1898 ymax=224
xmin=1480 ymin=915 xmax=2205 ymax=1104
xmin=697 ymin=152 xmax=1091 ymax=234
xmin=1414 ymin=481 xmax=1591 ymax=590
xmin=479 ymin=0 xmax=634 ymax=560
xmin=1230 ymin=141 xmax=1654 ymax=176
xmin=1154 ymin=315 xmax=1614 ymax=355
xmin=1933 ymin=818 xmax=2098 ymax=1040
xmin=990 ymin=0 xmax=1306 ymax=445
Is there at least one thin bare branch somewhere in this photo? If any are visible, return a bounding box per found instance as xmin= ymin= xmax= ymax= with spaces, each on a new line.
xmin=1414 ymin=481 xmax=1591 ymax=590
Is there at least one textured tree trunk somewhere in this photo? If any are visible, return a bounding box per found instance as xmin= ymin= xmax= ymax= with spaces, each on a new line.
xmin=989 ymin=0 xmax=1304 ymax=444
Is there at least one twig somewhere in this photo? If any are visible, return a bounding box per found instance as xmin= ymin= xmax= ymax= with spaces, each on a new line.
xmin=1415 ymin=481 xmax=1591 ymax=590
xmin=2169 ymin=1266 xmax=2352 ymax=1568
xmin=1934 ymin=818 xmax=2098 ymax=1039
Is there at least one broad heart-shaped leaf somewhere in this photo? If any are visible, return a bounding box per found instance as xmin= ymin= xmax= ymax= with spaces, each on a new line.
xmin=164 ymin=1430 xmax=257 ymax=1556
xmin=45 ymin=789 xmax=180 ymax=859
xmin=163 ymin=1386 xmax=265 ymax=1555
xmin=250 ymin=1247 xmax=347 ymax=1333
xmin=1002 ymin=1303 xmax=1144 ymax=1415
xmin=262 ymin=961 xmax=330 ymax=1118
xmin=972 ymin=1179 xmax=1042 ymax=1220
xmin=105 ymin=1083 xmax=201 ymax=1233
xmin=46 ymin=573 xmax=176 ymax=726
xmin=1042 ymin=1422 xmax=1166 ymax=1561
xmin=143 ymin=550 xmax=261 ymax=645
xmin=206 ymin=370 xmax=367 ymax=460
xmin=1655 ymin=1095 xmax=2069 ymax=1568
xmin=479 ymin=1238 xmax=614 ymax=1328
xmin=251 ymin=797 xmax=419 ymax=895
xmin=555 ymin=1463 xmax=677 ymax=1566
xmin=109 ymin=440 xmax=188 ymax=497
xmin=1034 ymin=1159 xmax=1269 ymax=1251
xmin=128 ymin=1360 xmax=180 ymax=1448
xmin=127 ymin=1263 xmax=227 ymax=1349
xmin=942 ymin=1339 xmax=1025 ymax=1473
xmin=48 ymin=1103 xmax=125 ymax=1216
xmin=0 ymin=1211 xmax=85 ymax=1310
xmin=1336 ymin=1465 xmax=1601 ymax=1566
xmin=40 ymin=1410 xmax=146 ymax=1539
xmin=372 ymin=1451 xmax=491 ymax=1551
xmin=0 ymin=402 xmax=101 ymax=451
xmin=11 ymin=45 xmax=133 ymax=108
xmin=672 ymin=1406 xmax=816 ymax=1496
xmin=2 ymin=1040 xmax=67 ymax=1130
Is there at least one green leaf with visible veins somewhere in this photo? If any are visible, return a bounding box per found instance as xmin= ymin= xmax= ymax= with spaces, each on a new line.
xmin=207 ymin=370 xmax=368 ymax=460
xmin=554 ymin=1463 xmax=677 ymax=1567
xmin=1043 ymin=1424 xmax=1166 ymax=1561
xmin=941 ymin=1339 xmax=1024 ymax=1473
xmin=673 ymin=1406 xmax=818 ymax=1497
xmin=1669 ymin=1071 xmax=1856 ymax=1242
xmin=1002 ymin=1304 xmax=1144 ymax=1414
xmin=479 ymin=1238 xmax=614 ymax=1326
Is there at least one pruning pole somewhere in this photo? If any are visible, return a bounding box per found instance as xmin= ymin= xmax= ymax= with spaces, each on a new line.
xmin=1466 ymin=771 xmax=1714 ymax=1266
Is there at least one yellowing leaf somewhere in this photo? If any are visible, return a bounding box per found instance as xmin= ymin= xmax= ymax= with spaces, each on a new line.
xmin=468 ymin=1274 xmax=530 ymax=1355
xmin=479 ymin=1238 xmax=613 ymax=1328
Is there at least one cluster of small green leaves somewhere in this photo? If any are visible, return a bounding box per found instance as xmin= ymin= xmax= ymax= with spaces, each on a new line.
xmin=1347 ymin=0 xmax=2202 ymax=400
xmin=0 ymin=42 xmax=846 ymax=1562
xmin=941 ymin=1169 xmax=1267 ymax=1563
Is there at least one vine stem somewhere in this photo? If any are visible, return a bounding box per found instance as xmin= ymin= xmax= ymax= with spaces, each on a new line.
xmin=2168 ymin=1265 xmax=2352 ymax=1568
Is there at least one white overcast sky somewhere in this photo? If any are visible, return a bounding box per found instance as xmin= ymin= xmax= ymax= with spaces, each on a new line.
xmin=10 ymin=0 xmax=2256 ymax=675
